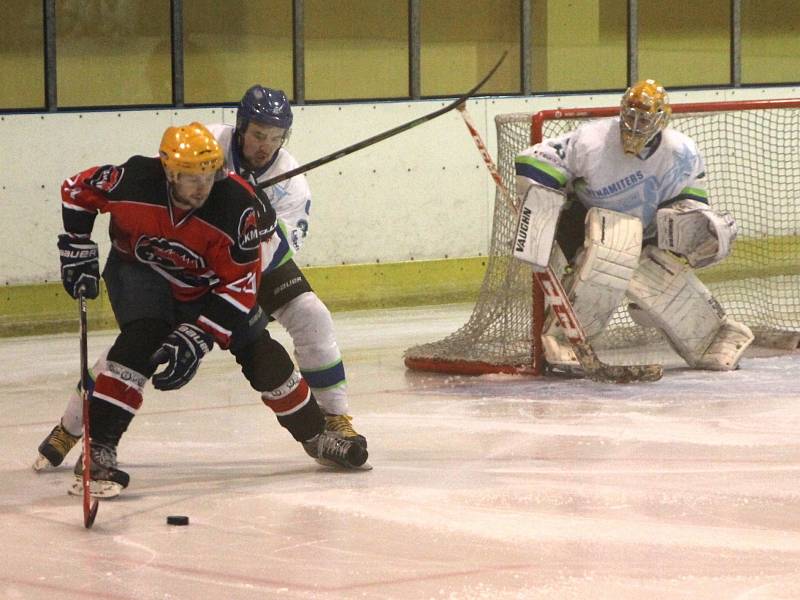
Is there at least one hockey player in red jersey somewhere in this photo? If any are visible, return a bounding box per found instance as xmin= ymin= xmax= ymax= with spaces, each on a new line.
xmin=49 ymin=122 xmax=367 ymax=497
xmin=36 ymin=88 xmax=368 ymax=476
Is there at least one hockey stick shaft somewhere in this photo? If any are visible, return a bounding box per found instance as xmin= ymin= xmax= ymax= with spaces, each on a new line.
xmin=456 ymin=105 xmax=662 ymax=383
xmin=257 ymin=50 xmax=508 ymax=190
xmin=78 ymin=290 xmax=99 ymax=528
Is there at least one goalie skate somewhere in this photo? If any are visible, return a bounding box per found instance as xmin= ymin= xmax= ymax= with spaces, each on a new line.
xmin=540 ymin=335 xmax=585 ymax=377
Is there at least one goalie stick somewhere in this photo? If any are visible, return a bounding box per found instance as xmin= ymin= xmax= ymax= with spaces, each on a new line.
xmin=256 ymin=50 xmax=508 ymax=191
xmin=456 ymin=104 xmax=662 ymax=384
xmin=77 ymin=289 xmax=99 ymax=528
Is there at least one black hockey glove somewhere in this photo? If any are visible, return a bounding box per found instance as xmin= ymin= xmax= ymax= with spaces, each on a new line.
xmin=254 ymin=188 xmax=277 ymax=241
xmin=150 ymin=323 xmax=214 ymax=391
xmin=57 ymin=234 xmax=100 ymax=299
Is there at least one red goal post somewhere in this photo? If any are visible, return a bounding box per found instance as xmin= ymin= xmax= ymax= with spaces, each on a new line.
xmin=404 ymin=97 xmax=800 ymax=376
xmin=531 ymin=97 xmax=800 ymax=142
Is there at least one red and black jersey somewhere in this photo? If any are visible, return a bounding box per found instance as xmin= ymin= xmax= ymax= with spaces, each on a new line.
xmin=61 ymin=156 xmax=261 ymax=349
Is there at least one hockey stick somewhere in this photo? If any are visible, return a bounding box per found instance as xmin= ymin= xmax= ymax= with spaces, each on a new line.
xmin=77 ymin=289 xmax=99 ymax=528
xmin=456 ymin=104 xmax=662 ymax=383
xmin=256 ymin=50 xmax=508 ymax=190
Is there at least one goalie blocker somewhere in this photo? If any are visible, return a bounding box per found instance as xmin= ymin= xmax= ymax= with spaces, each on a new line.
xmin=513 ymin=182 xmax=565 ymax=270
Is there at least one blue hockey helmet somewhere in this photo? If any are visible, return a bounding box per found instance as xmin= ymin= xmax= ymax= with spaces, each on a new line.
xmin=236 ymin=85 xmax=293 ymax=133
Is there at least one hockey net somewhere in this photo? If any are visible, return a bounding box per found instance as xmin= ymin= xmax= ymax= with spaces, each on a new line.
xmin=405 ymin=98 xmax=800 ymax=375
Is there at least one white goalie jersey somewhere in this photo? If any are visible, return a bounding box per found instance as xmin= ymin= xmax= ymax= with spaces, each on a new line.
xmin=515 ymin=117 xmax=709 ymax=232
xmin=207 ymin=123 xmax=312 ymax=273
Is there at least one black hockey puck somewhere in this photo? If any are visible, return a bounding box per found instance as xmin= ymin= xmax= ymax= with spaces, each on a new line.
xmin=166 ymin=515 xmax=189 ymax=526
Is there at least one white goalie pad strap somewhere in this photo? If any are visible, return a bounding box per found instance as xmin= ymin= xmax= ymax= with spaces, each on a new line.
xmin=541 ymin=244 xmax=567 ymax=331
xmin=656 ymin=199 xmax=738 ymax=268
xmin=512 ymin=183 xmax=566 ymax=270
xmin=541 ymin=244 xmax=580 ymax=368
xmin=694 ymin=318 xmax=754 ymax=371
xmin=627 ymin=246 xmax=726 ymax=365
xmin=547 ymin=242 xmax=569 ymax=280
xmin=566 ymin=208 xmax=643 ymax=338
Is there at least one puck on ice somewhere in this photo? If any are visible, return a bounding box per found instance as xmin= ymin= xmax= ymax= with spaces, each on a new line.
xmin=166 ymin=515 xmax=189 ymax=526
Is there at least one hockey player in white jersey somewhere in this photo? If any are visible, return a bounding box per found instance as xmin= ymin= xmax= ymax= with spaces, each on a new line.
xmin=513 ymin=79 xmax=753 ymax=373
xmin=34 ymin=85 xmax=367 ymax=473
xmin=207 ymin=85 xmax=366 ymax=451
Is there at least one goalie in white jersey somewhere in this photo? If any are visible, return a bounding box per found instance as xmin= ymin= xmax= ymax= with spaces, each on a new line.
xmin=34 ymin=85 xmax=366 ymax=473
xmin=514 ymin=79 xmax=753 ymax=373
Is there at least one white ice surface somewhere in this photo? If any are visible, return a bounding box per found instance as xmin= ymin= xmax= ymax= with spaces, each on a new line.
xmin=2 ymin=303 xmax=800 ymax=600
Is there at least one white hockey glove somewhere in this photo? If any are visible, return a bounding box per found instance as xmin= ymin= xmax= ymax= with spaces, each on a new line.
xmin=656 ymin=199 xmax=737 ymax=268
xmin=512 ymin=183 xmax=566 ymax=270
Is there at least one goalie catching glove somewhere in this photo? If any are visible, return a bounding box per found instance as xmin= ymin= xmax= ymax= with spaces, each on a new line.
xmin=150 ymin=323 xmax=214 ymax=390
xmin=656 ymin=199 xmax=737 ymax=268
xmin=57 ymin=234 xmax=100 ymax=299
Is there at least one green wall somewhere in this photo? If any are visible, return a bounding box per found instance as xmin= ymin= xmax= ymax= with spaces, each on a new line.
xmin=0 ymin=257 xmax=488 ymax=338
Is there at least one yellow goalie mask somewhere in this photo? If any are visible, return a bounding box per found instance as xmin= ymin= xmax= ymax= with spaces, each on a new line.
xmin=620 ymin=79 xmax=671 ymax=155
xmin=159 ymin=122 xmax=224 ymax=177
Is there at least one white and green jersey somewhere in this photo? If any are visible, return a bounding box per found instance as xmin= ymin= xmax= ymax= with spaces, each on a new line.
xmin=515 ymin=117 xmax=708 ymax=230
xmin=207 ymin=123 xmax=312 ymax=273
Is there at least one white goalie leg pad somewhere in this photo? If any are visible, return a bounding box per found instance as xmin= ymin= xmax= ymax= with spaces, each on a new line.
xmin=627 ymin=246 xmax=719 ymax=363
xmin=543 ymin=208 xmax=642 ymax=367
xmin=512 ymin=183 xmax=566 ymax=270
xmin=563 ymin=207 xmax=643 ymax=337
xmin=627 ymin=246 xmax=753 ymax=369
xmin=694 ymin=318 xmax=754 ymax=370
xmin=273 ymin=292 xmax=348 ymax=415
xmin=656 ymin=200 xmax=738 ymax=268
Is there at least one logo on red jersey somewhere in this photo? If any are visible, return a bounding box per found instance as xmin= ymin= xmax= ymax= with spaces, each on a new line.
xmin=237 ymin=206 xmax=260 ymax=252
xmin=227 ymin=271 xmax=258 ymax=295
xmin=87 ymin=164 xmax=124 ymax=192
xmin=135 ymin=236 xmax=206 ymax=273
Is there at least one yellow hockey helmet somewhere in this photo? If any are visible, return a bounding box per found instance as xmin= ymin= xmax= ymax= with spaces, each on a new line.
xmin=159 ymin=122 xmax=224 ymax=175
xmin=620 ymin=79 xmax=671 ymax=155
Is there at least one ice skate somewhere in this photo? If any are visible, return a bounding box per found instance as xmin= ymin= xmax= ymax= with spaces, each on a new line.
xmin=302 ymin=430 xmax=371 ymax=470
xmin=324 ymin=413 xmax=367 ymax=449
xmin=69 ymin=442 xmax=130 ymax=499
xmin=541 ymin=334 xmax=583 ymax=375
xmin=33 ymin=422 xmax=81 ymax=471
